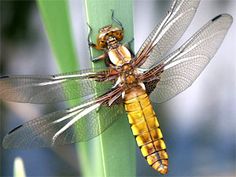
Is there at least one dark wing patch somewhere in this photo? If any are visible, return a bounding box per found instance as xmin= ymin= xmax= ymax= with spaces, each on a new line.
xmin=8 ymin=124 xmax=23 ymax=134
xmin=144 ymin=80 xmax=159 ymax=96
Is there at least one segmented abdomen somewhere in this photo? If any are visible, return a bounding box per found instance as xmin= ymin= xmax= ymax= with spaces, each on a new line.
xmin=124 ymin=85 xmax=168 ymax=174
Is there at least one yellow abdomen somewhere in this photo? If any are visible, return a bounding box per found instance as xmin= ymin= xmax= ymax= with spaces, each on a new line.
xmin=124 ymin=85 xmax=168 ymax=174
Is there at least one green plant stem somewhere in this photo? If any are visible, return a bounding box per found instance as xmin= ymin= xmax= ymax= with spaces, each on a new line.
xmin=78 ymin=0 xmax=136 ymax=177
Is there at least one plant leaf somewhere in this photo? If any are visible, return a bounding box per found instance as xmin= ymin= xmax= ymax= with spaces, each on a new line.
xmin=79 ymin=0 xmax=136 ymax=177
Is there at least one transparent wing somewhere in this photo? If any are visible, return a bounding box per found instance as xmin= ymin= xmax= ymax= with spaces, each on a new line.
xmin=146 ymin=14 xmax=233 ymax=103
xmin=0 ymin=68 xmax=117 ymax=104
xmin=2 ymin=101 xmax=125 ymax=149
xmin=135 ymin=0 xmax=200 ymax=68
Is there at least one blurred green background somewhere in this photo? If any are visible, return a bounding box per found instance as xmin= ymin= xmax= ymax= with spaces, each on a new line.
xmin=1 ymin=0 xmax=236 ymax=177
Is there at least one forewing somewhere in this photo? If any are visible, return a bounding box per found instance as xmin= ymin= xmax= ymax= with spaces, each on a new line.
xmin=136 ymin=0 xmax=200 ymax=68
xmin=0 ymin=68 xmax=116 ymax=104
xmin=2 ymin=101 xmax=125 ymax=148
xmin=146 ymin=14 xmax=233 ymax=103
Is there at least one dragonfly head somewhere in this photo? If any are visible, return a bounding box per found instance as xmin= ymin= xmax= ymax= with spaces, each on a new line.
xmin=96 ymin=25 xmax=124 ymax=49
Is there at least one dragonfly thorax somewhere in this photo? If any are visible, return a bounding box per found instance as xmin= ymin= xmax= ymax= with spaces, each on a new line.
xmin=119 ymin=63 xmax=139 ymax=87
xmin=108 ymin=45 xmax=132 ymax=66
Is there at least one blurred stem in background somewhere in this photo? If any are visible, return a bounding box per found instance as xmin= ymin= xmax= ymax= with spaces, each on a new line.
xmin=37 ymin=0 xmax=78 ymax=73
xmin=37 ymin=0 xmax=136 ymax=177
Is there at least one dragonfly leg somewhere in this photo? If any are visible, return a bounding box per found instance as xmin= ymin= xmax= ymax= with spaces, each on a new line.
xmin=91 ymin=53 xmax=108 ymax=62
xmin=87 ymin=23 xmax=95 ymax=46
xmin=87 ymin=23 xmax=101 ymax=61
xmin=111 ymin=9 xmax=123 ymax=30
xmin=87 ymin=23 xmax=103 ymax=50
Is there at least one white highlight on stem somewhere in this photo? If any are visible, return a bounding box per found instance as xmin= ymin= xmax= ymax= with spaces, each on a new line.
xmin=14 ymin=157 xmax=26 ymax=177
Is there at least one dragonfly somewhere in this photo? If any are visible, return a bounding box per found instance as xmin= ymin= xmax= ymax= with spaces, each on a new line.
xmin=0 ymin=0 xmax=233 ymax=174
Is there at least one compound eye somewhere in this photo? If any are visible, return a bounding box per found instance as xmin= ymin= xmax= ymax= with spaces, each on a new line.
xmin=99 ymin=40 xmax=106 ymax=47
xmin=114 ymin=31 xmax=123 ymax=40
xmin=105 ymin=33 xmax=111 ymax=40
